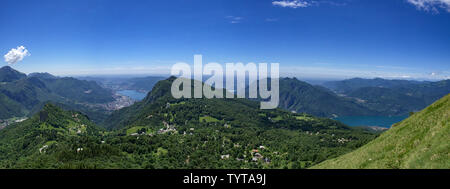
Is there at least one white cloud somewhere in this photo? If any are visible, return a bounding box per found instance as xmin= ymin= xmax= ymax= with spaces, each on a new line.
xmin=4 ymin=46 xmax=30 ymax=65
xmin=265 ymin=18 xmax=279 ymax=22
xmin=279 ymin=64 xmax=449 ymax=80
xmin=272 ymin=0 xmax=311 ymax=8
xmin=407 ymin=0 xmax=450 ymax=13
xmin=226 ymin=16 xmax=243 ymax=24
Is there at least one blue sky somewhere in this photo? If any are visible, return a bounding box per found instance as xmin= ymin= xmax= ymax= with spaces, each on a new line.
xmin=1 ymin=0 xmax=449 ymax=80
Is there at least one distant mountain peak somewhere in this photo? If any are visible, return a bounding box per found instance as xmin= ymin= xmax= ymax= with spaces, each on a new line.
xmin=0 ymin=65 xmax=27 ymax=82
xmin=28 ymin=72 xmax=57 ymax=79
xmin=0 ymin=66 xmax=22 ymax=73
xmin=1 ymin=66 xmax=13 ymax=70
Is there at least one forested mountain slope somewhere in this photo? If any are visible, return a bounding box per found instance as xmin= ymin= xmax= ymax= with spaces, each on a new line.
xmin=0 ymin=66 xmax=114 ymax=122
xmin=278 ymin=78 xmax=378 ymax=117
xmin=321 ymin=78 xmax=450 ymax=116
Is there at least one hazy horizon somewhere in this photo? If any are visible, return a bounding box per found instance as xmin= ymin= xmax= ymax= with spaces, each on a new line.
xmin=3 ymin=64 xmax=447 ymax=83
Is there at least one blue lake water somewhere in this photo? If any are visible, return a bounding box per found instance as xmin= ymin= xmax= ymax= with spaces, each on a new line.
xmin=117 ymin=90 xmax=147 ymax=101
xmin=333 ymin=115 xmax=409 ymax=128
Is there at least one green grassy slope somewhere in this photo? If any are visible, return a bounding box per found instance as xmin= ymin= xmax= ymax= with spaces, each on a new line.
xmin=312 ymin=94 xmax=450 ymax=169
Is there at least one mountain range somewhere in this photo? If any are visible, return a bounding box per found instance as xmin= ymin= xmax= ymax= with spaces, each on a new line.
xmin=1 ymin=66 xmax=449 ymax=123
xmin=0 ymin=77 xmax=377 ymax=168
xmin=0 ymin=66 xmax=114 ymax=122
xmin=320 ymin=78 xmax=450 ymax=116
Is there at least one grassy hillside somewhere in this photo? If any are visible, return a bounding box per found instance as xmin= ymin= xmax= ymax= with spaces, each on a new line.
xmin=312 ymin=94 xmax=450 ymax=169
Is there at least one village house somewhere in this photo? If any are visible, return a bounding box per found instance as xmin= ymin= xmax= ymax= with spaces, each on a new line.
xmin=221 ymin=154 xmax=230 ymax=159
xmin=158 ymin=121 xmax=177 ymax=134
xmin=252 ymin=152 xmax=263 ymax=162
xmin=39 ymin=145 xmax=48 ymax=154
